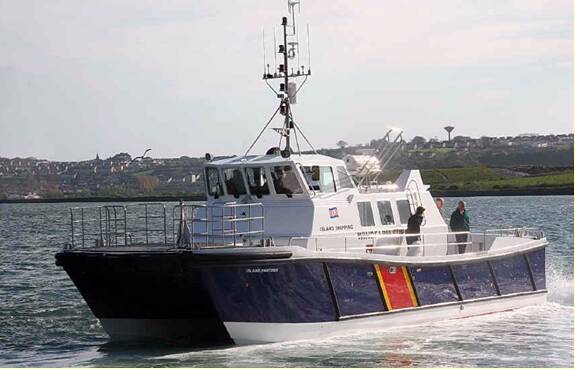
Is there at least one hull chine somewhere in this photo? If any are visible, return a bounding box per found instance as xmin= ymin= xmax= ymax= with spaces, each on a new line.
xmin=224 ymin=290 xmax=547 ymax=344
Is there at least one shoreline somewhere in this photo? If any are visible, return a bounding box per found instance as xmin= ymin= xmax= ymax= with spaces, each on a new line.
xmin=0 ymin=194 xmax=205 ymax=204
xmin=0 ymin=187 xmax=572 ymax=204
xmin=430 ymin=186 xmax=573 ymax=198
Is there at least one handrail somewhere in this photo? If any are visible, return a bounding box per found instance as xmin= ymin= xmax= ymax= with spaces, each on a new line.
xmin=293 ymin=238 xmax=543 ymax=256
xmin=331 ymin=241 xmax=473 ymax=252
xmin=69 ymin=203 xmax=167 ymax=248
xmin=286 ymin=227 xmax=542 ymax=241
xmin=69 ymin=202 xmax=266 ymax=249
xmin=405 ymin=179 xmax=422 ymax=215
xmin=289 ymin=229 xmax=471 ymax=240
xmin=172 ymin=202 xmax=266 ymax=249
xmin=286 ymin=227 xmax=543 ymax=256
xmin=357 ymin=129 xmax=404 ymax=187
xmin=67 ymin=202 xmax=543 ymax=255
xmin=355 ymin=129 xmax=393 ymax=186
xmin=287 ymin=231 xmax=472 ymax=254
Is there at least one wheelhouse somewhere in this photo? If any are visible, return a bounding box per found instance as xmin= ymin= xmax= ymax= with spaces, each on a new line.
xmin=204 ymin=154 xmax=356 ymax=201
xmin=202 ymin=152 xmax=448 ymax=253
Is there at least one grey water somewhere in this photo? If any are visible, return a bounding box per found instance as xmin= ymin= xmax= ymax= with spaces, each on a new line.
xmin=0 ymin=196 xmax=572 ymax=367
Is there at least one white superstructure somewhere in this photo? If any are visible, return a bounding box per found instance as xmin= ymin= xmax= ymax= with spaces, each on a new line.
xmin=203 ymin=153 xmax=450 ymax=256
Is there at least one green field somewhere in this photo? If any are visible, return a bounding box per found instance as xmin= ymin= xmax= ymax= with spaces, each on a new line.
xmin=377 ymin=167 xmax=573 ymax=191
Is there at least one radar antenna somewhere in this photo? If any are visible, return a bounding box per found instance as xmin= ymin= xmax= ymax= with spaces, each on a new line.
xmin=245 ymin=0 xmax=313 ymax=158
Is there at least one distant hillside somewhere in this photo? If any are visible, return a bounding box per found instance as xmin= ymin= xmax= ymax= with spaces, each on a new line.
xmin=378 ymin=166 xmax=573 ymax=193
xmin=389 ymin=146 xmax=573 ymax=169
xmin=0 ymin=154 xmax=205 ymax=200
xmin=0 ymin=132 xmax=572 ymax=200
xmin=321 ymin=134 xmax=574 ymax=169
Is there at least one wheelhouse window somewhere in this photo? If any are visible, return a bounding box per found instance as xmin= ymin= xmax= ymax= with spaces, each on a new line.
xmin=271 ymin=165 xmax=303 ymax=197
xmin=377 ymin=200 xmax=395 ymax=225
xmin=302 ymin=166 xmax=336 ymax=193
xmin=223 ymin=168 xmax=247 ymax=198
xmin=396 ymin=199 xmax=412 ymax=225
xmin=357 ymin=201 xmax=375 ymax=227
xmin=245 ymin=167 xmax=270 ymax=197
xmin=206 ymin=167 xmax=224 ymax=198
xmin=336 ymin=166 xmax=354 ymax=189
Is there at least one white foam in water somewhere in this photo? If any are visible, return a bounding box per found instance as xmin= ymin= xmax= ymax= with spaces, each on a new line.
xmin=547 ymin=265 xmax=574 ymax=307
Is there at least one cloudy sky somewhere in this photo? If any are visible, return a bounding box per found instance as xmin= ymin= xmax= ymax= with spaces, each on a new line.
xmin=0 ymin=0 xmax=572 ymax=161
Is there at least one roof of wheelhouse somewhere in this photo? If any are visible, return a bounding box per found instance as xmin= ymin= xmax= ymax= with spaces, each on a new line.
xmin=206 ymin=153 xmax=345 ymax=167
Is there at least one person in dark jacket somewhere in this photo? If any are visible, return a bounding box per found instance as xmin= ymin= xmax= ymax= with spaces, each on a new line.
xmin=406 ymin=206 xmax=425 ymax=246
xmin=449 ymin=201 xmax=470 ymax=254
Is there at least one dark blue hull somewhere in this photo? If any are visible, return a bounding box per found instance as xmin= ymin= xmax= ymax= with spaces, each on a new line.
xmin=55 ymin=247 xmax=546 ymax=345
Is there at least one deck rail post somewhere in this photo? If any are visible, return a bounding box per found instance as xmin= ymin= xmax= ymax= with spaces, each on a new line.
xmin=70 ymin=209 xmax=75 ymax=248
xmin=248 ymin=204 xmax=252 ymax=246
xmin=80 ymin=208 xmax=85 ymax=248
xmin=144 ymin=204 xmax=149 ymax=245
xmin=99 ymin=207 xmax=103 ymax=246
xmin=233 ymin=205 xmax=237 ymax=247
xmin=123 ymin=206 xmax=128 ymax=246
xmin=113 ymin=207 xmax=118 ymax=246
xmin=162 ymin=204 xmax=167 ymax=246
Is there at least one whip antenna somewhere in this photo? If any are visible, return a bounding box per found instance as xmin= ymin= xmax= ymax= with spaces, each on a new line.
xmin=262 ymin=29 xmax=267 ymax=77
xmin=307 ymin=24 xmax=311 ymax=73
xmin=273 ymin=29 xmax=278 ymax=75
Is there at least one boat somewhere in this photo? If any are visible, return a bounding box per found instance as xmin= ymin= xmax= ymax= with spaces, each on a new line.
xmin=55 ymin=1 xmax=547 ymax=346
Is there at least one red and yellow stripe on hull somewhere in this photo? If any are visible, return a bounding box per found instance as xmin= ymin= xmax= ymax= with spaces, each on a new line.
xmin=374 ymin=264 xmax=418 ymax=310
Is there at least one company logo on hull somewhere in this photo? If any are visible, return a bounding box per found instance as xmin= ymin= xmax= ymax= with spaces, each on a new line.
xmin=329 ymin=207 xmax=339 ymax=219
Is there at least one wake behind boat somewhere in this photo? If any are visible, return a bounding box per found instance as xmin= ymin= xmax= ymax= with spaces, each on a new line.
xmin=55 ymin=1 xmax=547 ymax=346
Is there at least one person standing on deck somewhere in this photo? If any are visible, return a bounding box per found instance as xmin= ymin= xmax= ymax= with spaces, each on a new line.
xmin=406 ymin=206 xmax=425 ymax=256
xmin=450 ymin=201 xmax=470 ymax=254
xmin=435 ymin=197 xmax=444 ymax=211
xmin=435 ymin=197 xmax=445 ymax=217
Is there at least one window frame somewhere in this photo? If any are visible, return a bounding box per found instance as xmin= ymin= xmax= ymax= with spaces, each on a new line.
xmin=270 ymin=164 xmax=305 ymax=198
xmin=377 ymin=200 xmax=396 ymax=226
xmin=301 ymin=165 xmax=319 ymax=191
xmin=205 ymin=167 xmax=224 ymax=198
xmin=336 ymin=166 xmax=355 ymax=190
xmin=301 ymin=165 xmax=337 ymax=193
xmin=222 ymin=167 xmax=248 ymax=198
xmin=357 ymin=201 xmax=376 ymax=227
xmin=244 ymin=166 xmax=271 ymax=198
xmin=319 ymin=166 xmax=337 ymax=193
xmin=396 ymin=199 xmax=412 ymax=225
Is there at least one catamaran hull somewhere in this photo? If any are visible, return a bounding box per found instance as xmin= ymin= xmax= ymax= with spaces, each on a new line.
xmin=94 ymin=291 xmax=545 ymax=344
xmin=223 ymin=291 xmax=546 ymax=344
xmin=99 ymin=318 xmax=230 ymax=344
xmin=55 ymin=247 xmax=546 ymax=346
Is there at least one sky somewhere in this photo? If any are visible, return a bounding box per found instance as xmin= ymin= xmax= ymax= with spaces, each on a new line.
xmin=0 ymin=0 xmax=572 ymax=161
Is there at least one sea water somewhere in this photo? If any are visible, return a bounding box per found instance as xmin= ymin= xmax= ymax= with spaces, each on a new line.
xmin=0 ymin=196 xmax=572 ymax=367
